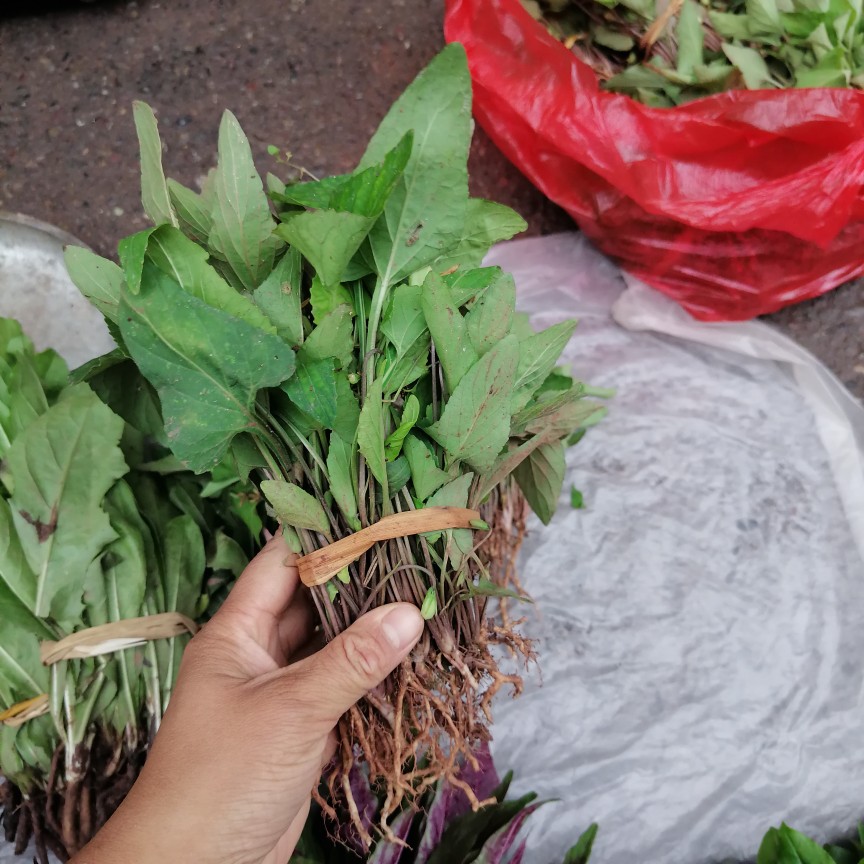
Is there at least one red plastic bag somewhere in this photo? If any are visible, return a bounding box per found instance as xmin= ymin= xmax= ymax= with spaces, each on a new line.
xmin=444 ymin=0 xmax=864 ymax=321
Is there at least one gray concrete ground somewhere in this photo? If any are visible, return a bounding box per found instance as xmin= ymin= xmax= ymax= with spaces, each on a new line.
xmin=1 ymin=0 xmax=862 ymax=396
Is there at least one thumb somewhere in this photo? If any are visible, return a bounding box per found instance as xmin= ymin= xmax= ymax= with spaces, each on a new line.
xmin=285 ymin=603 xmax=424 ymax=726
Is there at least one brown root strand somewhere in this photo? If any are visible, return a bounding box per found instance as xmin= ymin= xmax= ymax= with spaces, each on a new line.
xmin=13 ymin=795 xmax=30 ymax=856
xmin=61 ymin=779 xmax=81 ymax=856
xmin=28 ymin=801 xmax=49 ymax=864
xmin=2 ymin=781 xmax=20 ymax=844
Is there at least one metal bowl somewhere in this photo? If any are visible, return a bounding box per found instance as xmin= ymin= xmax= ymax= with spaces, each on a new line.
xmin=0 ymin=213 xmax=115 ymax=368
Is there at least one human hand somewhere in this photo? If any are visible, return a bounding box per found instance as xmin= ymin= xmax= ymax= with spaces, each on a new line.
xmin=71 ymin=535 xmax=425 ymax=864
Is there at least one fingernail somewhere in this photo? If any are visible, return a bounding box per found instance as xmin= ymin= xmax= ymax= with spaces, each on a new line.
xmin=381 ymin=605 xmax=424 ymax=650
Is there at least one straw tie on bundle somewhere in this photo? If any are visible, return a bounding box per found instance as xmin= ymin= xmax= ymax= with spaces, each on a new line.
xmin=296 ymin=507 xmax=483 ymax=588
xmin=2 ymin=613 xmax=198 ymax=727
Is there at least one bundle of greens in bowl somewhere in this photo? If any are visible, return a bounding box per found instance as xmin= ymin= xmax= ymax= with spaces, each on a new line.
xmin=0 ymin=317 xmax=258 ymax=861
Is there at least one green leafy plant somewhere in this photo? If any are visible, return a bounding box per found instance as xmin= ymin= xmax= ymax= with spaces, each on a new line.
xmin=524 ymin=0 xmax=864 ymax=106
xmin=759 ymin=822 xmax=864 ymax=864
xmin=65 ymin=44 xmax=605 ymax=840
xmin=0 ymin=319 xmax=259 ymax=862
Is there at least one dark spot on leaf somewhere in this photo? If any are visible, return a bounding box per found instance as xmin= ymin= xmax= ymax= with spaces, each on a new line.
xmin=406 ymin=222 xmax=424 ymax=247
xmin=19 ymin=506 xmax=58 ymax=542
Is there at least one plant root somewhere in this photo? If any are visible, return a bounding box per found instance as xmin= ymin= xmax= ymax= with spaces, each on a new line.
xmin=315 ymin=482 xmax=533 ymax=850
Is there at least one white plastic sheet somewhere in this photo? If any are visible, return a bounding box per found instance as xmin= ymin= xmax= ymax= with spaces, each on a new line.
xmin=486 ymin=234 xmax=864 ymax=864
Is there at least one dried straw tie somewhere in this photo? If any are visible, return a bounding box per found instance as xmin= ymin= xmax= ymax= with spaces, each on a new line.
xmin=296 ymin=506 xmax=482 ymax=588
xmin=1 ymin=613 xmax=198 ymax=727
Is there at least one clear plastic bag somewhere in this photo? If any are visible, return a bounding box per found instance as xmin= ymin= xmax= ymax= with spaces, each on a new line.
xmin=486 ymin=234 xmax=864 ymax=863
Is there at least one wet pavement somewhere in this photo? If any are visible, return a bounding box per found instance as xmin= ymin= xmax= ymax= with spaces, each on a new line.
xmin=1 ymin=0 xmax=862 ymax=396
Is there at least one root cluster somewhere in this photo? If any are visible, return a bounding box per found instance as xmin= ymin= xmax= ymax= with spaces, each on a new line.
xmin=1 ymin=735 xmax=143 ymax=862
xmin=315 ymin=479 xmax=533 ymax=847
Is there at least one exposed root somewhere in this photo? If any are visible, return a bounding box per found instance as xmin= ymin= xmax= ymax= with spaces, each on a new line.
xmin=314 ymin=482 xmax=533 ymax=850
xmin=2 ymin=732 xmax=144 ymax=861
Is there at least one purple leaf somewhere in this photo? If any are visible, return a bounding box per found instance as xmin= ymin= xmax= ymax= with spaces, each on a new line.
xmin=416 ymin=744 xmax=500 ymax=864
xmin=369 ymin=808 xmax=414 ymax=864
xmin=506 ymin=839 xmax=527 ymax=864
xmin=473 ymin=802 xmax=543 ymax=864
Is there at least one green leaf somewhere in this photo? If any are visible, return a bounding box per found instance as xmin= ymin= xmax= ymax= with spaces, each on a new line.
xmin=146 ymin=226 xmax=275 ymax=332
xmin=403 ymin=434 xmax=451 ymax=501
xmin=783 ymin=824 xmax=839 ymax=864
xmin=385 ymin=455 xmax=411 ymax=493
xmin=795 ymin=48 xmax=850 ymax=86
xmin=381 ymin=282 xmax=426 ymax=356
xmin=358 ymin=377 xmax=388 ymax=488
xmin=570 ymin=486 xmax=585 ymax=510
xmin=360 ymin=44 xmax=472 ymax=285
xmin=132 ymin=101 xmax=178 ymax=228
xmin=261 ymin=479 xmax=330 ymax=535
xmin=118 ymin=269 xmax=295 ymax=471
xmin=278 ymin=132 xmax=411 ymax=214
xmin=428 ymin=335 xmax=519 ymax=473
xmin=208 ymin=110 xmax=282 ymax=291
xmin=252 ymin=248 xmax=305 ymax=347
xmin=101 ymin=493 xmax=149 ymax=733
xmin=513 ymin=441 xmax=566 ymax=525
xmin=436 ymin=199 xmax=527 ymax=270
xmin=512 ymin=320 xmax=578 ymax=411
xmin=283 ymin=356 xmax=360 ymax=443
xmin=277 ymin=210 xmax=382 ymax=289
xmin=427 ymin=789 xmax=539 ymax=864
xmin=722 ymin=43 xmax=774 ymax=88
xmin=310 ymin=276 xmax=353 ymax=325
xmin=445 ymin=265 xmax=503 ymax=306
xmin=0 ymin=354 xmax=50 ymax=457
xmin=208 ymin=530 xmax=249 ymax=577
xmin=605 ymin=64 xmax=673 ymax=92
xmin=676 ymin=0 xmax=705 ymax=77
xmin=511 ymin=389 xmax=602 ymax=438
xmin=0 ymin=620 xmax=47 ymax=706
xmin=593 ymin=27 xmax=635 ymax=51
xmin=465 ymin=272 xmax=515 ymax=356
xmin=168 ymin=178 xmax=212 ymax=244
xmin=163 ymin=515 xmax=206 ymax=618
xmin=466 ymin=579 xmax=525 ymax=601
xmin=300 ymin=305 xmax=354 ymax=370
xmin=276 ymin=134 xmax=412 ymax=287
xmin=420 ymin=585 xmax=437 ymax=619
xmin=421 ymin=271 xmax=478 ymax=392
xmin=7 ymin=384 xmax=127 ymax=625
xmin=85 ymin=357 xmax=165 ymax=443
xmin=384 ymin=394 xmax=420 ymax=460
xmin=424 ymin=472 xmax=474 ymax=566
xmin=563 ymin=824 xmax=599 ymax=864
xmin=379 ymin=339 xmax=429 ymax=397
xmin=118 ymin=228 xmax=156 ymax=295
xmin=64 ymin=246 xmax=125 ymax=324
xmin=326 ymin=433 xmax=361 ymax=532
xmin=747 ymin=0 xmax=783 ymax=34
xmin=709 ymin=10 xmax=753 ymax=38
xmin=0 ymin=502 xmax=54 ymax=638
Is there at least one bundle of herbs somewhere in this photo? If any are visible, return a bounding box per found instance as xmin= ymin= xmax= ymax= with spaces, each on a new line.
xmin=66 ymin=44 xmax=605 ymax=842
xmin=0 ymin=319 xmax=258 ymax=861
xmin=523 ymin=0 xmax=864 ymax=106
